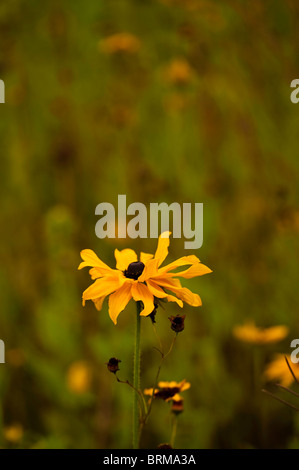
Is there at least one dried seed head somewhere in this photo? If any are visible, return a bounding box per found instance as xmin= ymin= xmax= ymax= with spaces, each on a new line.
xmin=168 ymin=314 xmax=186 ymax=333
xmin=171 ymin=397 xmax=184 ymax=415
xmin=106 ymin=357 xmax=121 ymax=373
xmin=157 ymin=443 xmax=173 ymax=449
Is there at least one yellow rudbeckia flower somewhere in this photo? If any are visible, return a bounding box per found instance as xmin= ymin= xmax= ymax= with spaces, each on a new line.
xmin=144 ymin=379 xmax=191 ymax=401
xmin=79 ymin=231 xmax=212 ymax=324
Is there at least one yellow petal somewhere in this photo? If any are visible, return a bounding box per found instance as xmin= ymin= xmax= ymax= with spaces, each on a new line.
xmin=143 ymin=388 xmax=158 ymax=396
xmin=92 ymin=296 xmax=106 ymax=311
xmin=153 ymin=276 xmax=201 ymax=307
xmin=158 ymin=381 xmax=180 ymax=388
xmin=154 ymin=231 xmax=171 ymax=267
xmin=131 ymin=283 xmax=155 ymax=316
xmin=146 ymin=279 xmax=183 ymax=307
xmin=82 ymin=275 xmax=123 ymax=303
xmin=108 ymin=282 xmax=133 ymax=324
xmin=165 ymin=294 xmax=183 ymax=308
xmin=114 ymin=248 xmax=138 ymax=271
xmin=138 ymin=258 xmax=159 ymax=282
xmin=158 ymin=255 xmax=200 ymax=274
xmin=264 ymin=354 xmax=297 ymax=387
xmin=180 ymin=380 xmax=191 ymax=392
xmin=146 ymin=279 xmax=168 ymax=298
xmin=158 ymin=380 xmax=190 ymax=392
xmin=233 ymin=322 xmax=261 ymax=343
xmin=174 ymin=263 xmax=212 ymax=279
xmin=89 ymin=267 xmax=108 ymax=280
xmin=140 ymin=252 xmax=154 ymax=264
xmin=263 ymin=326 xmax=289 ymax=343
xmin=171 ymin=393 xmax=183 ymax=402
xmin=152 ymin=276 xmax=183 ymax=290
xmin=167 ymin=286 xmax=202 ymax=307
xmin=79 ymin=249 xmax=112 ymax=272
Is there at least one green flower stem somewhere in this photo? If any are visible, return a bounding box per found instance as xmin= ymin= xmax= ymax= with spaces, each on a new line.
xmin=132 ymin=301 xmax=141 ymax=449
xmin=144 ymin=333 xmax=177 ymax=424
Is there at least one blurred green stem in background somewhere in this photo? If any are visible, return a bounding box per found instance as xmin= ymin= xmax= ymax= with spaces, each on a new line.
xmin=133 ymin=302 xmax=142 ymax=449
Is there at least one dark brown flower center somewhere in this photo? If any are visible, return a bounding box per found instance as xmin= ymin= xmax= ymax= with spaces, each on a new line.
xmin=124 ymin=261 xmax=145 ymax=280
xmin=154 ymin=387 xmax=180 ymax=400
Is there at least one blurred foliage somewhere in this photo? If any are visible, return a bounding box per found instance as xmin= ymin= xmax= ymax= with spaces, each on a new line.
xmin=0 ymin=0 xmax=299 ymax=449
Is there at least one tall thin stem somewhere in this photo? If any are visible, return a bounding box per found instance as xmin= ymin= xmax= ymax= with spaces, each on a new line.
xmin=132 ymin=301 xmax=141 ymax=449
xmin=144 ymin=333 xmax=177 ymax=423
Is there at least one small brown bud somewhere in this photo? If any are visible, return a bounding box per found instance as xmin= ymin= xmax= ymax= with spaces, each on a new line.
xmin=106 ymin=357 xmax=121 ymax=373
xmin=168 ymin=314 xmax=186 ymax=333
xmin=171 ymin=397 xmax=184 ymax=415
xmin=157 ymin=443 xmax=173 ymax=449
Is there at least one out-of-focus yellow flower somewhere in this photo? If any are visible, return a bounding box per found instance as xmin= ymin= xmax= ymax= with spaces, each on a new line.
xmin=264 ymin=354 xmax=299 ymax=387
xmin=66 ymin=361 xmax=92 ymax=394
xmin=164 ymin=59 xmax=194 ymax=85
xmin=99 ymin=33 xmax=141 ymax=54
xmin=144 ymin=379 xmax=191 ymax=401
xmin=4 ymin=424 xmax=24 ymax=443
xmin=233 ymin=322 xmax=289 ymax=345
xmin=79 ymin=232 xmax=212 ymax=324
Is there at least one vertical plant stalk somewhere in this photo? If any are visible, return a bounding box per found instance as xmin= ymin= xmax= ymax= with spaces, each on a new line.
xmin=144 ymin=332 xmax=177 ymax=424
xmin=132 ymin=301 xmax=141 ymax=449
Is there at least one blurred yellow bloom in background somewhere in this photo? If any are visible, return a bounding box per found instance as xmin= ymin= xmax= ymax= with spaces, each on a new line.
xmin=99 ymin=33 xmax=141 ymax=54
xmin=164 ymin=59 xmax=194 ymax=85
xmin=3 ymin=424 xmax=24 ymax=443
xmin=144 ymin=379 xmax=191 ymax=401
xmin=233 ymin=322 xmax=289 ymax=345
xmin=66 ymin=361 xmax=92 ymax=394
xmin=79 ymin=232 xmax=212 ymax=324
xmin=264 ymin=354 xmax=299 ymax=387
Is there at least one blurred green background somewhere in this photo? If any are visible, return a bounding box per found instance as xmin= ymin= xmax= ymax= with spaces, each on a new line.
xmin=0 ymin=0 xmax=299 ymax=449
